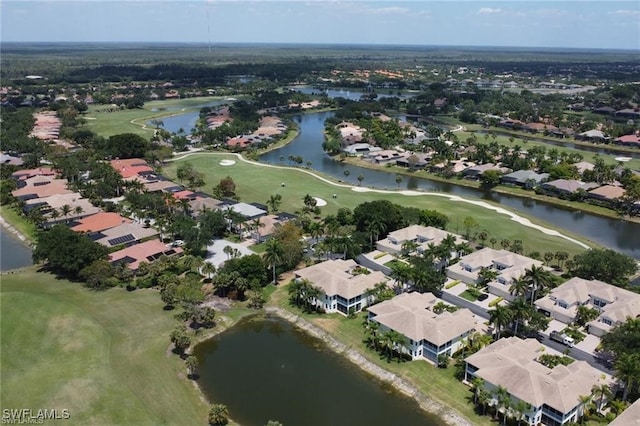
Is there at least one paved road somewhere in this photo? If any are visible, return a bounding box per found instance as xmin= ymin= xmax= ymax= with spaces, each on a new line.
xmin=538 ymin=335 xmax=613 ymax=375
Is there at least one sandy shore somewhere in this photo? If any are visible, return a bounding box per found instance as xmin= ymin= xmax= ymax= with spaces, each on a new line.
xmin=265 ymin=306 xmax=474 ymax=426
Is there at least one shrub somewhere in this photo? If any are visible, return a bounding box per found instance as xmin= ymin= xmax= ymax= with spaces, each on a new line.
xmin=445 ymin=280 xmax=461 ymax=289
xmin=488 ymin=297 xmax=504 ymax=307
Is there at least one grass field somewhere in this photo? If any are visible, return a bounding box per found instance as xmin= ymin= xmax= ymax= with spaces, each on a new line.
xmin=81 ymin=96 xmax=237 ymax=138
xmin=164 ymin=152 xmax=593 ymax=258
xmin=0 ymin=269 xmax=209 ymax=425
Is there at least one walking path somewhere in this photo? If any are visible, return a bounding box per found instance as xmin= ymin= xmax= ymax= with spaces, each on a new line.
xmin=265 ymin=306 xmax=474 ymax=426
xmin=168 ymin=152 xmax=590 ymax=250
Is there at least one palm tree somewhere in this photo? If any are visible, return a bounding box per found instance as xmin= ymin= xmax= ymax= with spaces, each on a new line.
xmin=524 ymin=265 xmax=554 ymax=305
xmin=208 ymin=404 xmax=229 ymax=425
xmin=494 ymin=385 xmax=511 ymax=426
xmin=555 ymin=251 xmax=569 ymax=269
xmin=509 ymin=276 xmax=530 ymax=300
xmin=251 ymin=217 xmax=265 ymax=242
xmin=74 ymin=205 xmax=84 ymax=216
xmin=366 ymin=218 xmax=387 ymax=249
xmin=185 ymin=355 xmax=199 ymax=379
xmin=614 ymin=352 xmax=640 ymax=401
xmin=59 ymin=204 xmax=72 ymax=222
xmin=308 ymin=221 xmax=324 ymax=243
xmin=266 ymin=194 xmax=282 ymax=214
xmin=201 ymin=262 xmax=216 ymax=280
xmin=591 ymin=383 xmax=612 ymax=413
xmin=578 ymin=394 xmax=592 ymax=424
xmin=182 ymin=255 xmax=203 ymax=273
xmin=389 ymin=261 xmax=412 ymax=294
xmin=477 ymin=387 xmax=491 ymax=415
xmin=489 ymin=305 xmax=513 ymax=339
xmin=509 ymin=297 xmax=532 ymax=336
xmin=264 ymin=238 xmax=284 ymax=284
xmin=471 ymin=377 xmax=485 ymax=404
xmin=512 ymin=400 xmax=530 ymax=426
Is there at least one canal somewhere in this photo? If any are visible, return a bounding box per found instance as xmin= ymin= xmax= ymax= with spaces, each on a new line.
xmin=194 ymin=315 xmax=444 ymax=426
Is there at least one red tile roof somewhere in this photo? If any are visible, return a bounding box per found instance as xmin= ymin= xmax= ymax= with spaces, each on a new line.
xmin=109 ymin=239 xmax=183 ymax=270
xmin=71 ymin=212 xmax=131 ymax=233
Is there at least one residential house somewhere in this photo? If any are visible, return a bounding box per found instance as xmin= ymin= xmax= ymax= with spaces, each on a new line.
xmin=376 ymin=225 xmax=465 ymax=258
xmin=93 ymin=222 xmax=159 ymax=248
xmin=501 ymin=170 xmax=549 ymax=188
xmin=342 ymin=143 xmax=381 ymax=156
xmin=587 ymin=185 xmax=625 ymax=205
xmin=465 ymin=337 xmax=612 ymax=426
xmin=12 ymin=176 xmax=73 ymax=201
xmin=609 ymin=397 xmax=640 ymax=425
xmin=446 ymin=248 xmax=544 ymax=302
xmin=109 ymin=239 xmax=183 ymax=270
xmin=462 ymin=163 xmax=509 ymax=180
xmin=70 ymin=212 xmax=132 ymax=236
xmin=577 ymin=130 xmax=609 ymax=143
xmin=110 ymin=158 xmax=154 ymax=180
xmin=368 ymin=292 xmax=484 ymax=363
xmin=541 ymin=179 xmax=599 ymax=197
xmin=614 ymin=134 xmax=640 ymax=147
xmin=294 ymin=259 xmax=390 ymax=315
xmin=535 ymin=277 xmax=640 ymax=337
xmin=24 ymin=192 xmax=100 ymax=225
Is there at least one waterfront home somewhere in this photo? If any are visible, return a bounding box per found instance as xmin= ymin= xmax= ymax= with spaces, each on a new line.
xmin=462 ymin=163 xmax=509 ymax=180
xmin=12 ymin=176 xmax=73 ymax=201
xmin=535 ymin=277 xmax=640 ymax=337
xmin=446 ymin=248 xmax=544 ymax=302
xmin=587 ymin=185 xmax=625 ymax=204
xmin=24 ymin=192 xmax=100 ymax=226
xmin=464 ymin=337 xmax=613 ymax=426
xmin=93 ymin=222 xmax=159 ymax=248
xmin=614 ymin=133 xmax=640 ymax=147
xmin=541 ymin=179 xmax=599 ymax=197
xmin=501 ymin=170 xmax=549 ymax=188
xmin=368 ymin=292 xmax=484 ymax=363
xmin=342 ymin=143 xmax=381 ymax=156
xmin=109 ymin=239 xmax=183 ymax=270
xmin=70 ymin=212 xmax=132 ymax=235
xmin=294 ymin=259 xmax=390 ymax=315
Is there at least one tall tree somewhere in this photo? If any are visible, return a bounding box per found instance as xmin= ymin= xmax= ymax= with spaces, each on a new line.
xmin=524 ymin=265 xmax=554 ymax=305
xmin=489 ymin=305 xmax=513 ymax=339
xmin=264 ymin=238 xmax=284 ymax=284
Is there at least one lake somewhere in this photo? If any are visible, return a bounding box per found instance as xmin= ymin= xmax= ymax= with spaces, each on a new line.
xmin=194 ymin=315 xmax=444 ymax=426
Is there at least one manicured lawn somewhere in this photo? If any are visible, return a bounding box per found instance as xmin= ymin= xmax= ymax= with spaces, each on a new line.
xmin=0 ymin=205 xmax=37 ymax=242
xmin=164 ymin=152 xmax=592 ymax=258
xmin=268 ymin=283 xmax=492 ymax=426
xmin=0 ymin=269 xmax=209 ymax=425
xmin=82 ymin=96 xmax=236 ymax=138
xmin=460 ymin=289 xmax=480 ymax=302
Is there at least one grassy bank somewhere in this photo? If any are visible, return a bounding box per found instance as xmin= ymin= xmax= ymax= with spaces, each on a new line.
xmin=165 ymin=152 xmax=593 ymax=257
xmin=0 ymin=269 xmax=217 ymax=425
xmin=0 ymin=205 xmax=37 ymax=243
xmin=267 ymin=282 xmax=492 ymax=426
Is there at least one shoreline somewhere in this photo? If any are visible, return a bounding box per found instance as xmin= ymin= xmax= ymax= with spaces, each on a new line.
xmin=0 ymin=212 xmax=33 ymax=247
xmin=264 ymin=306 xmax=473 ymax=426
xmin=169 ymin=151 xmax=593 ymax=251
xmin=340 ymin=155 xmax=640 ymax=225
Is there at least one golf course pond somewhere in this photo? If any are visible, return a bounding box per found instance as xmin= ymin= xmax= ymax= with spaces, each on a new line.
xmin=194 ymin=315 xmax=445 ymax=426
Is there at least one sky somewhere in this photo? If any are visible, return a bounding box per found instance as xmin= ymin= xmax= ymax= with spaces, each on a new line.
xmin=1 ymin=1 xmax=639 ymax=50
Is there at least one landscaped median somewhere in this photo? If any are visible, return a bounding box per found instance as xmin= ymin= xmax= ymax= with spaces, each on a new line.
xmin=266 ymin=283 xmax=492 ymax=426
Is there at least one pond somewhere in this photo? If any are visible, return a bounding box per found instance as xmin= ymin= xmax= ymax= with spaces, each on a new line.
xmin=194 ymin=315 xmax=444 ymax=426
xmin=0 ymin=228 xmax=32 ymax=272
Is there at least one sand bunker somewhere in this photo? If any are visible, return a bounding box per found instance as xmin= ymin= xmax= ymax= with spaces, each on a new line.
xmin=313 ymin=197 xmax=327 ymax=207
xmin=615 ymin=157 xmax=632 ymax=162
xmin=219 ymin=160 xmax=236 ymax=166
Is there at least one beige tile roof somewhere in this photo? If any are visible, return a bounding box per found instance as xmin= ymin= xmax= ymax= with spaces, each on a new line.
xmin=295 ymin=259 xmax=389 ymax=300
xmin=609 ymin=397 xmax=640 ymax=425
xmin=94 ymin=222 xmax=159 ymax=247
xmin=368 ymin=292 xmax=482 ymax=345
xmin=535 ymin=277 xmax=640 ymax=325
xmin=466 ymin=337 xmax=612 ymax=413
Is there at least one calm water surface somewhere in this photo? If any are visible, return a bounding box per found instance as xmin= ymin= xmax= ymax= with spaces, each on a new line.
xmin=195 ymin=315 xmax=443 ymax=426
xmin=260 ymin=111 xmax=640 ymax=259
xmin=0 ymin=228 xmax=32 ymax=272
